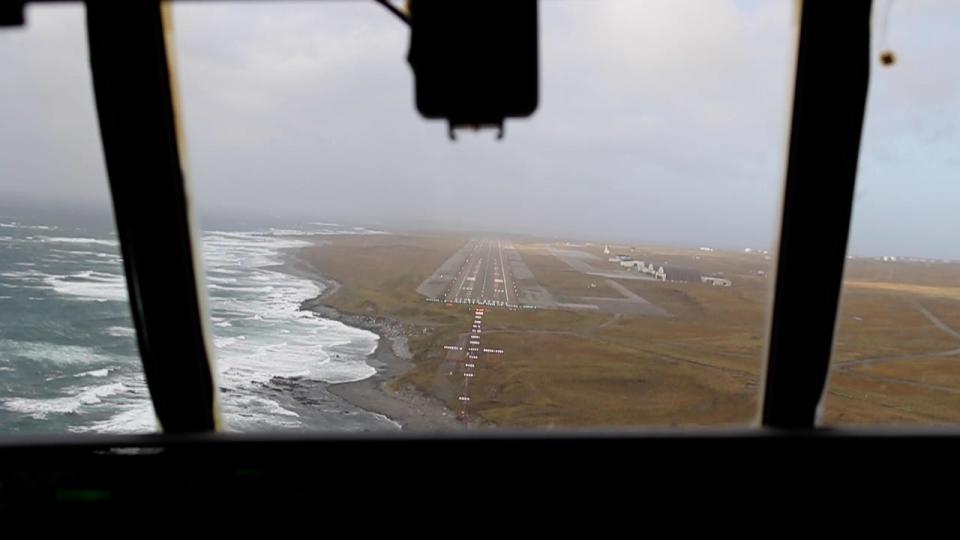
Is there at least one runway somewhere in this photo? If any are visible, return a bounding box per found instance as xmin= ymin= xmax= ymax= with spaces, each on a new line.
xmin=442 ymin=239 xmax=518 ymax=307
xmin=417 ymin=238 xmax=666 ymax=316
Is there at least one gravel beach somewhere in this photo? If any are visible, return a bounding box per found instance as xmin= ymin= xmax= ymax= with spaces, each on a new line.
xmin=283 ymin=249 xmax=464 ymax=431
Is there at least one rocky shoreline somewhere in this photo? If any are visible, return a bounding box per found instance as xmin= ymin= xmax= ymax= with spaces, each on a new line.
xmin=284 ymin=252 xmax=464 ymax=431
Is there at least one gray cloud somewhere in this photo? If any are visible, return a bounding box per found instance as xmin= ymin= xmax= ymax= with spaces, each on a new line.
xmin=2 ymin=1 xmax=959 ymax=258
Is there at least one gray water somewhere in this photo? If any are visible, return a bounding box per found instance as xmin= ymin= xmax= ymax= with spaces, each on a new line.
xmin=0 ymin=217 xmax=399 ymax=434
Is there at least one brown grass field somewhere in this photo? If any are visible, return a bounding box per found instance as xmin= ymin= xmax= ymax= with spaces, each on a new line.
xmin=299 ymin=233 xmax=960 ymax=428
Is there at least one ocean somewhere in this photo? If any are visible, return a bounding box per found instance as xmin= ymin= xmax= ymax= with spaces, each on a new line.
xmin=0 ymin=217 xmax=400 ymax=434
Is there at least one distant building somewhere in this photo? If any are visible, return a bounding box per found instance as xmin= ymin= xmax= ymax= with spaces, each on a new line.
xmin=656 ymin=265 xmax=702 ymax=283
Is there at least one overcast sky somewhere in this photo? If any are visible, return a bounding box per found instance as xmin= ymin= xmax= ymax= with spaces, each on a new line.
xmin=1 ymin=1 xmax=958 ymax=258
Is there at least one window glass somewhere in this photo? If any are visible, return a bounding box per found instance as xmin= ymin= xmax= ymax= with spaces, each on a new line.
xmin=173 ymin=0 xmax=796 ymax=431
xmin=0 ymin=6 xmax=155 ymax=434
xmin=825 ymin=0 xmax=960 ymax=424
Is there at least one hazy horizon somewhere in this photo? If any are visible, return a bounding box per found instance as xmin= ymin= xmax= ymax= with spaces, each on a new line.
xmin=2 ymin=1 xmax=959 ymax=259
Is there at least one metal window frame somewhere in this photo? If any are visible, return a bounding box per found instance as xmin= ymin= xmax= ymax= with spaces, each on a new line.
xmin=760 ymin=0 xmax=873 ymax=428
xmin=4 ymin=0 xmax=949 ymax=439
xmin=85 ymin=1 xmax=218 ymax=433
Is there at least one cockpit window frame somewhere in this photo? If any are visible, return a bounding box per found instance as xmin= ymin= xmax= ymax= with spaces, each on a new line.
xmin=1 ymin=0 xmax=921 ymax=439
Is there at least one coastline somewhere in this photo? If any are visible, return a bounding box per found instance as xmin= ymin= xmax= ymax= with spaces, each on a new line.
xmin=281 ymin=249 xmax=464 ymax=431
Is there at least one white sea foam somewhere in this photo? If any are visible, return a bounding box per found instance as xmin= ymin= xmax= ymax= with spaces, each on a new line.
xmin=44 ymin=271 xmax=128 ymax=302
xmin=84 ymin=259 xmax=123 ymax=266
xmin=214 ymin=336 xmax=239 ymax=349
xmin=0 ymin=222 xmax=56 ymax=231
xmin=267 ymin=228 xmax=318 ymax=236
xmin=0 ymin=340 xmax=121 ymax=365
xmin=372 ymin=412 xmax=403 ymax=430
xmin=2 ymin=382 xmax=129 ymax=419
xmin=5 ymin=225 xmax=390 ymax=433
xmin=75 ymin=368 xmax=111 ymax=378
xmin=211 ymin=268 xmax=243 ymax=275
xmin=221 ymin=396 xmax=302 ymax=431
xmin=70 ymin=401 xmax=157 ymax=433
xmin=4 ymin=269 xmax=129 ymax=303
xmin=48 ymin=249 xmax=122 ymax=262
xmin=77 ymin=382 xmax=129 ymax=404
xmin=270 ymin=226 xmax=388 ymax=236
xmin=208 ymin=284 xmax=275 ymax=293
xmin=196 ymin=230 xmax=384 ymax=429
xmin=38 ymin=236 xmax=119 ymax=247
xmin=239 ymin=396 xmax=299 ymax=417
xmin=3 ymin=396 xmax=82 ymax=418
xmin=0 ymin=269 xmax=54 ymax=280
xmin=50 ymin=249 xmax=105 ymax=258
xmin=106 ymin=326 xmax=135 ymax=337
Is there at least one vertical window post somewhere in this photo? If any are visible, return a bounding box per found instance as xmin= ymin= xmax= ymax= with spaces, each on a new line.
xmin=86 ymin=0 xmax=218 ymax=432
xmin=762 ymin=1 xmax=873 ymax=428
